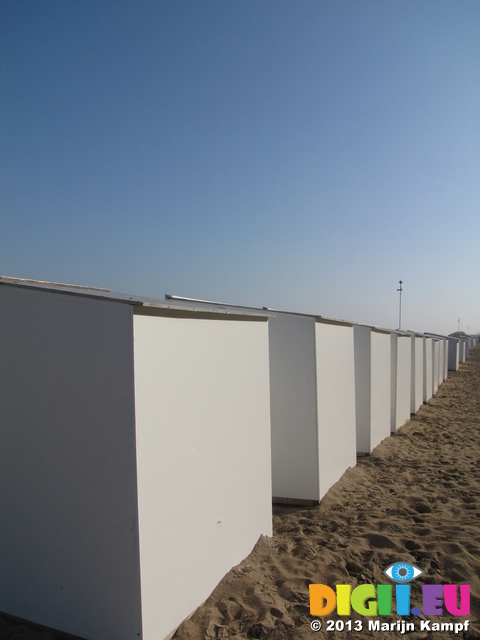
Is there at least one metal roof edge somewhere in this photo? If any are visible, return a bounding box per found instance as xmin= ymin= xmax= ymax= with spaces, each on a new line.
xmin=134 ymin=304 xmax=269 ymax=321
xmin=165 ymin=294 xmax=277 ymax=317
xmin=0 ymin=279 xmax=144 ymax=306
xmin=315 ymin=316 xmax=354 ymax=328
xmin=0 ymin=275 xmax=110 ymax=292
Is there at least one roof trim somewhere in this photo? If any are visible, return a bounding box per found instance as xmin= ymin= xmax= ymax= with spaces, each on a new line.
xmin=0 ymin=275 xmax=110 ymax=292
xmin=134 ymin=305 xmax=268 ymax=321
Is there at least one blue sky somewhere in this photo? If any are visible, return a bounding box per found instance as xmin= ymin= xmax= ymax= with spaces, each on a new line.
xmin=1 ymin=0 xmax=479 ymax=335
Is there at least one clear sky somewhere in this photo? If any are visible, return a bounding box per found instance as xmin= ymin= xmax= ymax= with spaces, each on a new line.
xmin=1 ymin=0 xmax=479 ymax=335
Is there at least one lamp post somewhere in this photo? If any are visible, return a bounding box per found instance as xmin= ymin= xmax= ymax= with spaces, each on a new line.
xmin=397 ymin=280 xmax=403 ymax=330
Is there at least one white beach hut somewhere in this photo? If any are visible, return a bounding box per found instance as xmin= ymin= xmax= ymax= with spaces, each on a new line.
xmin=166 ymin=297 xmax=357 ymax=505
xmin=449 ymin=332 xmax=470 ymax=364
xmin=425 ymin=334 xmax=448 ymax=387
xmin=0 ymin=279 xmax=272 ymax=640
xmin=268 ymin=312 xmax=357 ymax=504
xmin=353 ymin=325 xmax=392 ymax=454
xmin=390 ymin=332 xmax=412 ymax=433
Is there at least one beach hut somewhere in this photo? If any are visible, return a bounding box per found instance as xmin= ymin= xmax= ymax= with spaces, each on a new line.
xmin=448 ymin=332 xmax=471 ymax=362
xmin=0 ymin=279 xmax=272 ymax=640
xmin=425 ymin=334 xmax=448 ymax=387
xmin=390 ymin=331 xmax=412 ymax=433
xmin=166 ymin=297 xmax=357 ymax=505
xmin=353 ymin=325 xmax=392 ymax=454
xmin=269 ymin=312 xmax=357 ymax=504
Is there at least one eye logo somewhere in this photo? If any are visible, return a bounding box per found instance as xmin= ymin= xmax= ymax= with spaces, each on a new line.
xmin=384 ymin=562 xmax=423 ymax=583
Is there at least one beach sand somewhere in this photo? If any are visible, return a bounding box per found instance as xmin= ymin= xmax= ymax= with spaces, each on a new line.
xmin=1 ymin=347 xmax=479 ymax=640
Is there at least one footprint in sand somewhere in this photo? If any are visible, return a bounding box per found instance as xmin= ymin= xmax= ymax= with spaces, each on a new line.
xmin=362 ymin=533 xmax=401 ymax=550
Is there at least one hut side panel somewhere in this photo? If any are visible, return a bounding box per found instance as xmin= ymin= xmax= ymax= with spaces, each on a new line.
xmin=0 ymin=286 xmax=142 ymax=640
xmin=432 ymin=340 xmax=440 ymax=394
xmin=390 ymin=334 xmax=398 ymax=432
xmin=133 ymin=313 xmax=272 ymax=640
xmin=448 ymin=339 xmax=459 ymax=371
xmin=353 ymin=325 xmax=372 ymax=454
xmin=370 ymin=331 xmax=392 ymax=451
xmin=268 ymin=314 xmax=319 ymax=502
xmin=424 ymin=338 xmax=433 ymax=402
xmin=437 ymin=339 xmax=445 ymax=385
xmin=412 ymin=336 xmax=424 ymax=413
xmin=315 ymin=322 xmax=356 ymax=500
xmin=394 ymin=335 xmax=411 ymax=432
xmin=442 ymin=339 xmax=448 ymax=381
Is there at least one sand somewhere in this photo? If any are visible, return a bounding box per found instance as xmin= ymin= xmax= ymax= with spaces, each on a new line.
xmin=1 ymin=347 xmax=479 ymax=640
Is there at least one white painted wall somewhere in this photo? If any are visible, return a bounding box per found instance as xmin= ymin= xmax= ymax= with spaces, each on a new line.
xmin=448 ymin=338 xmax=459 ymax=371
xmin=437 ymin=339 xmax=445 ymax=384
xmin=390 ymin=334 xmax=398 ymax=432
xmin=0 ymin=285 xmax=142 ymax=640
xmin=432 ymin=340 xmax=440 ymax=394
xmin=354 ymin=325 xmax=372 ymax=453
xmin=410 ymin=336 xmax=424 ymax=414
xmin=424 ymin=338 xmax=433 ymax=402
xmin=133 ymin=312 xmax=272 ymax=640
xmin=391 ymin=334 xmax=411 ymax=432
xmin=442 ymin=339 xmax=448 ymax=380
xmin=268 ymin=314 xmax=319 ymax=501
xmin=370 ymin=331 xmax=392 ymax=451
xmin=354 ymin=326 xmax=390 ymax=454
xmin=315 ymin=321 xmax=356 ymax=500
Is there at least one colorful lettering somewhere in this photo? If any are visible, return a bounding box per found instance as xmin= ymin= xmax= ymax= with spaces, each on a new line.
xmin=443 ymin=584 xmax=470 ymax=616
xmin=422 ymin=585 xmax=444 ymax=615
xmin=377 ymin=584 xmax=392 ymax=615
xmin=309 ymin=581 xmax=470 ymax=618
xmin=395 ymin=584 xmax=411 ymax=616
xmin=351 ymin=584 xmax=377 ymax=616
xmin=336 ymin=584 xmax=351 ymax=615
xmin=309 ymin=584 xmax=336 ymax=616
